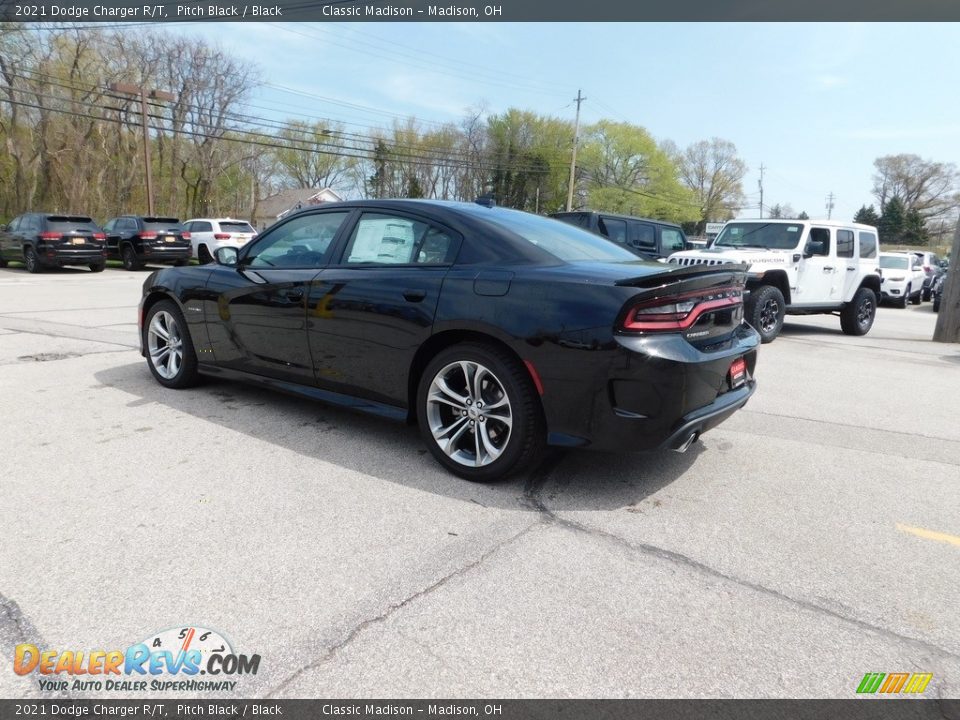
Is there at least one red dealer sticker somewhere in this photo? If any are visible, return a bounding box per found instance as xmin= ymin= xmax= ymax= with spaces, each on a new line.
xmin=729 ymin=357 xmax=747 ymax=388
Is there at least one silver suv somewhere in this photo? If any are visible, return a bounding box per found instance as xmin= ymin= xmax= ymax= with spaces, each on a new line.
xmin=182 ymin=218 xmax=257 ymax=264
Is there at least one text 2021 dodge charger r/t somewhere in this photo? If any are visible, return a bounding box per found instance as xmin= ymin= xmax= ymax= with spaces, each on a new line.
xmin=138 ymin=200 xmax=759 ymax=481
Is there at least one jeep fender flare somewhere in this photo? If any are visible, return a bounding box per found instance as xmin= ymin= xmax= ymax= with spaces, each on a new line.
xmin=746 ymin=270 xmax=791 ymax=306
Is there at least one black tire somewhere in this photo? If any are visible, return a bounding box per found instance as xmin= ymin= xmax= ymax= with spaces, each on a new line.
xmin=911 ymin=288 xmax=922 ymax=305
xmin=922 ymin=287 xmax=932 ymax=302
xmin=198 ymin=245 xmax=213 ymax=265
xmin=840 ymin=287 xmax=877 ymax=336
xmin=173 ymin=259 xmax=189 ymax=267
xmin=121 ymin=244 xmax=142 ymax=271
xmin=142 ymin=299 xmax=200 ymax=389
xmin=746 ymin=285 xmax=785 ymax=344
xmin=416 ymin=342 xmax=544 ymax=482
xmin=933 ymin=295 xmax=941 ymax=313
xmin=899 ymin=285 xmax=910 ymax=308
xmin=24 ymin=246 xmax=41 ymax=274
xmin=0 ymin=257 xmax=8 ymax=268
xmin=89 ymin=262 xmax=105 ymax=273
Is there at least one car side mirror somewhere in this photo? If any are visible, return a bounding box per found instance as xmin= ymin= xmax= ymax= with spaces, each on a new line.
xmin=803 ymin=240 xmax=823 ymax=258
xmin=214 ymin=246 xmax=239 ymax=266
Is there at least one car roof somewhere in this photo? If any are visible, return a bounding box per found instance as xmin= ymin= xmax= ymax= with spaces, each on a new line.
xmin=184 ymin=217 xmax=253 ymax=223
xmin=551 ymin=209 xmax=683 ymax=229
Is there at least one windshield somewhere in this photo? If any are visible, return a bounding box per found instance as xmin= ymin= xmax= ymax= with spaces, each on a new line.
xmin=715 ymin=222 xmax=805 ymax=250
xmin=481 ymin=208 xmax=638 ymax=262
xmin=879 ymin=255 xmax=909 ymax=270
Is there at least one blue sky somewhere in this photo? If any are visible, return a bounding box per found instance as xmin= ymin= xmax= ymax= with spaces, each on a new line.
xmin=175 ymin=22 xmax=960 ymax=221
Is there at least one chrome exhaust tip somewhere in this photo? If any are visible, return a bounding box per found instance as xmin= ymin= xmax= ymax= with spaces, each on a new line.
xmin=673 ymin=431 xmax=699 ymax=453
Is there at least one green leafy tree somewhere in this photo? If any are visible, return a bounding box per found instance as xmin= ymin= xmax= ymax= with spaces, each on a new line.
xmin=579 ymin=120 xmax=694 ymax=222
xmin=903 ymin=208 xmax=928 ymax=246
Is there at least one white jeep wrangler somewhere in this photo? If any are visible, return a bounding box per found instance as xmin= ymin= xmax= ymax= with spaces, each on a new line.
xmin=668 ymin=219 xmax=882 ymax=343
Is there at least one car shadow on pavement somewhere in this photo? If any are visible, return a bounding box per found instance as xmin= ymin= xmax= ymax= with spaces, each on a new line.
xmin=94 ymin=362 xmax=703 ymax=513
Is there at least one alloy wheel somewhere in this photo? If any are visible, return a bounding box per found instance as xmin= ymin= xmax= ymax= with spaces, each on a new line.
xmin=426 ymin=360 xmax=513 ymax=468
xmin=147 ymin=310 xmax=184 ymax=380
xmin=857 ymin=295 xmax=874 ymax=328
xmin=759 ymin=298 xmax=780 ymax=334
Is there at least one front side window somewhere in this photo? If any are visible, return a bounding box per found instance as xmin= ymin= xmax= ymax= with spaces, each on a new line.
xmin=343 ymin=214 xmax=456 ymax=265
xmin=660 ymin=228 xmax=685 ymax=252
xmin=629 ymin=223 xmax=656 ymax=249
xmin=246 ymin=211 xmax=349 ymax=268
xmin=807 ymin=228 xmax=831 ymax=257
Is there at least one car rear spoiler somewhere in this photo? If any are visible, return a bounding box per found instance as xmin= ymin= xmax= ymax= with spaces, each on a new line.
xmin=614 ymin=263 xmax=750 ymax=289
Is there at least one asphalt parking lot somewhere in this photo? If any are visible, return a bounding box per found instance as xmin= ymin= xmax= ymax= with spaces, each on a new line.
xmin=1 ymin=266 xmax=959 ymax=699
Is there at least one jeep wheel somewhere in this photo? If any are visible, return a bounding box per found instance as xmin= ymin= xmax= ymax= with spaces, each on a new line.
xmin=911 ymin=288 xmax=922 ymax=305
xmin=746 ymin=285 xmax=785 ymax=344
xmin=88 ymin=262 xmax=105 ymax=273
xmin=24 ymin=246 xmax=41 ymax=274
xmin=198 ymin=245 xmax=213 ymax=265
xmin=840 ymin=287 xmax=876 ymax=336
xmin=121 ymin=244 xmax=142 ymax=271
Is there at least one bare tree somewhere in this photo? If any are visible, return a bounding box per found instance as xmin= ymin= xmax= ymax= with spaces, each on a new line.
xmin=676 ymin=138 xmax=747 ymax=233
xmin=873 ymin=154 xmax=960 ymax=223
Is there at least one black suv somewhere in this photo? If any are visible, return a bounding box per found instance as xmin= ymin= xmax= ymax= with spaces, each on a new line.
xmin=102 ymin=215 xmax=191 ymax=270
xmin=550 ymin=211 xmax=689 ymax=260
xmin=0 ymin=213 xmax=107 ymax=273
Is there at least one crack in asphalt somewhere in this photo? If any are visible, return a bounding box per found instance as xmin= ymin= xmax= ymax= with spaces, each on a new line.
xmin=265 ymin=520 xmax=543 ymax=697
xmin=519 ymin=467 xmax=960 ymax=667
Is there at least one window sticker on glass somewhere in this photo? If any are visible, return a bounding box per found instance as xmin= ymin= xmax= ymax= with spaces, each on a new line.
xmin=787 ymin=226 xmax=798 ymax=232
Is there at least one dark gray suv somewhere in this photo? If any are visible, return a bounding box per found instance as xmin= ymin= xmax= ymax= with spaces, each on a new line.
xmin=0 ymin=213 xmax=107 ymax=273
xmin=550 ymin=211 xmax=689 ymax=261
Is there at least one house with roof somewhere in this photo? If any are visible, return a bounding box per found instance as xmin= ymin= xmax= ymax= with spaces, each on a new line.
xmin=253 ymin=188 xmax=343 ymax=230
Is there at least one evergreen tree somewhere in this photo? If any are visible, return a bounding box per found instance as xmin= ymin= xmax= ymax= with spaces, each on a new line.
xmin=853 ymin=204 xmax=880 ymax=227
xmin=797 ymin=211 xmax=810 ymax=220
xmin=879 ymin=197 xmax=906 ymax=244
xmin=902 ymin=208 xmax=929 ymax=246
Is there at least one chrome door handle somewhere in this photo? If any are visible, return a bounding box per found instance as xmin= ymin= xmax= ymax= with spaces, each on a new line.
xmin=823 ymin=266 xmax=834 ymax=272
xmin=846 ymin=267 xmax=856 ymax=271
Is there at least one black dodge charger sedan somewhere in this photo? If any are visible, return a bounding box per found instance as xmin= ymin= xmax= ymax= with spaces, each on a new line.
xmin=139 ymin=200 xmax=759 ymax=481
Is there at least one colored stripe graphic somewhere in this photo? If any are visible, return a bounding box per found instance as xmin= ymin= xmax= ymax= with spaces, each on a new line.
xmin=880 ymin=673 xmax=910 ymax=693
xmin=903 ymin=673 xmax=933 ymax=694
xmin=857 ymin=672 xmax=932 ymax=694
xmin=857 ymin=673 xmax=885 ymax=693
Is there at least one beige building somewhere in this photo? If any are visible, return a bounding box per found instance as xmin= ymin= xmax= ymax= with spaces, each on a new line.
xmin=253 ymin=188 xmax=343 ymax=230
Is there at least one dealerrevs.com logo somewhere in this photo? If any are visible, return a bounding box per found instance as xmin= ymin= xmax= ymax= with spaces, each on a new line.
xmin=14 ymin=626 xmax=260 ymax=693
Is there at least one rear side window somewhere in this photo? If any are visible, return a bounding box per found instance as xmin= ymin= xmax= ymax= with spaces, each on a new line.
xmin=192 ymin=221 xmax=212 ymax=232
xmin=858 ymin=232 xmax=877 ymax=259
xmin=343 ymin=214 xmax=456 ymax=265
xmin=837 ymin=229 xmax=854 ymax=258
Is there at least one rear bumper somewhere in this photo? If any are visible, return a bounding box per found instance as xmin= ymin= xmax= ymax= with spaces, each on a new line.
xmin=541 ymin=323 xmax=760 ymax=452
xmin=139 ymin=247 xmax=191 ymax=263
xmin=39 ymin=248 xmax=107 ymax=266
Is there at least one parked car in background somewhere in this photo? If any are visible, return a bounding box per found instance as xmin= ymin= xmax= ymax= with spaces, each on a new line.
xmin=102 ymin=215 xmax=191 ymax=270
xmin=139 ymin=200 xmax=759 ymax=481
xmin=668 ymin=219 xmax=881 ymax=343
xmin=912 ymin=251 xmax=945 ymax=301
xmin=879 ymin=252 xmax=925 ymax=307
xmin=182 ymin=218 xmax=257 ymax=264
xmin=932 ymin=270 xmax=948 ymax=313
xmin=0 ymin=213 xmax=107 ymax=273
xmin=550 ymin=211 xmax=689 ymax=261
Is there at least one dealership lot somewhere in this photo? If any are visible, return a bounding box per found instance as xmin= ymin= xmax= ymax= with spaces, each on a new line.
xmin=1 ymin=268 xmax=959 ymax=698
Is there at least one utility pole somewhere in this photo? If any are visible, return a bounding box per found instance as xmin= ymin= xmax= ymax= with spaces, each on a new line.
xmin=110 ymin=82 xmax=176 ymax=216
xmin=757 ymin=163 xmax=765 ymax=218
xmin=565 ymin=89 xmax=585 ymax=212
xmin=826 ymin=191 xmax=836 ymax=220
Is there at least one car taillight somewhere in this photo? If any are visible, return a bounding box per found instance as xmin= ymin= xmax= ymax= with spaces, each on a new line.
xmin=93 ymin=232 xmax=106 ymax=241
xmin=181 ymin=231 xmax=191 ymax=240
xmin=213 ymin=233 xmax=230 ymax=240
xmin=38 ymin=231 xmax=62 ymax=240
xmin=140 ymin=232 xmax=158 ymax=240
xmin=622 ymin=286 xmax=743 ymax=332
